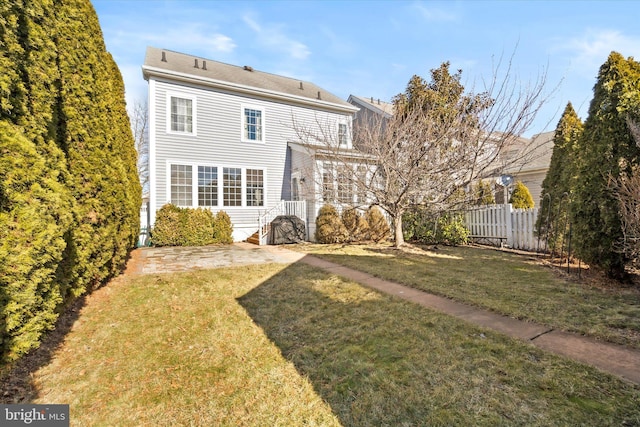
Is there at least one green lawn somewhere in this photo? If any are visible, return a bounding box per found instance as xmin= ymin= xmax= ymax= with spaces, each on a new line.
xmin=22 ymin=262 xmax=640 ymax=426
xmin=293 ymin=243 xmax=640 ymax=349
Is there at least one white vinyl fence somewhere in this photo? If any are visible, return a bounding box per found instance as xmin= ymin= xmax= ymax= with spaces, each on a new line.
xmin=465 ymin=204 xmax=540 ymax=251
xmin=138 ymin=201 xmax=150 ymax=247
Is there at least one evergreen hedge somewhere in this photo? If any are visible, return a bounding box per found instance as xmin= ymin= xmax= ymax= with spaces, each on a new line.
xmin=365 ymin=206 xmax=391 ymax=243
xmin=315 ymin=204 xmax=348 ymax=243
xmin=0 ymin=1 xmax=141 ymax=363
xmin=152 ymin=204 xmax=234 ymax=247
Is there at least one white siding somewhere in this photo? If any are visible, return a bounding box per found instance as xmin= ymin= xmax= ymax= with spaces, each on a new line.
xmin=149 ymin=77 xmax=352 ymax=241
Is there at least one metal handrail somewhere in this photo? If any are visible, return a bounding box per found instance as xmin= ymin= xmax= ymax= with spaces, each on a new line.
xmin=258 ymin=200 xmax=307 ymax=245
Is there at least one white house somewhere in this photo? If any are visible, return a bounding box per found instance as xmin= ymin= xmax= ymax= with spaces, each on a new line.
xmin=142 ymin=47 xmax=359 ymax=243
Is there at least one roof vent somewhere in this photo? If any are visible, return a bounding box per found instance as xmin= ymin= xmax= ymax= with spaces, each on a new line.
xmin=194 ymin=59 xmax=199 ymax=69
xmin=243 ymin=65 xmax=253 ymax=72
xmin=299 ymin=81 xmax=303 ymax=90
xmin=202 ymin=60 xmax=207 ymax=70
xmin=161 ymin=51 xmax=167 ymax=62
xmin=317 ymin=91 xmax=321 ymax=100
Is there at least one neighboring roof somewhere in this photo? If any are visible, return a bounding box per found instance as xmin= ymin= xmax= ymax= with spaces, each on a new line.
xmin=143 ymin=46 xmax=357 ymax=113
xmin=504 ymin=130 xmax=555 ymax=174
xmin=347 ymin=95 xmax=394 ymax=117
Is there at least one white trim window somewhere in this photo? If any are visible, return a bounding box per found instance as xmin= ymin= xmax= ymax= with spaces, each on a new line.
xmin=167 ymin=93 xmax=196 ymax=135
xmin=198 ymin=166 xmax=218 ymax=207
xmin=322 ymin=162 xmax=334 ymax=202
xmin=242 ymin=105 xmax=264 ymax=143
xmin=336 ymin=164 xmax=353 ymax=204
xmin=170 ymin=164 xmax=193 ymax=206
xmin=169 ymin=163 xmax=265 ymax=208
xmin=223 ymin=167 xmax=242 ymax=207
xmin=246 ymin=169 xmax=264 ymax=207
xmin=338 ymin=123 xmax=348 ymax=147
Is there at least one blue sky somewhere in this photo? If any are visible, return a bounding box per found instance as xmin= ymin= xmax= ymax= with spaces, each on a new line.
xmin=93 ymin=0 xmax=640 ymax=136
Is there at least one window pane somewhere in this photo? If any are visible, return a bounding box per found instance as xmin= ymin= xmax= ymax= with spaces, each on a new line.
xmin=356 ymin=165 xmax=367 ymax=203
xmin=170 ymin=164 xmax=192 ymax=206
xmin=337 ymin=165 xmax=352 ymax=204
xmin=322 ymin=162 xmax=334 ymax=202
xmin=198 ymin=166 xmax=217 ymax=207
xmin=246 ymin=169 xmax=264 ymax=207
xmin=244 ymin=108 xmax=262 ymax=141
xmin=223 ymin=167 xmax=242 ymax=206
xmin=171 ymin=97 xmax=193 ymax=133
xmin=338 ymin=123 xmax=347 ymax=146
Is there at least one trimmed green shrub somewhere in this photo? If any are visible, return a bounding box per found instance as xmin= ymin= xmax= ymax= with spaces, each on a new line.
xmin=184 ymin=208 xmax=216 ymax=246
xmin=151 ymin=204 xmax=185 ymax=246
xmin=509 ymin=181 xmax=534 ymax=209
xmin=213 ymin=211 xmax=234 ymax=244
xmin=341 ymin=207 xmax=369 ymax=242
xmin=365 ymin=205 xmax=390 ymax=243
xmin=315 ymin=204 xmax=348 ymax=243
xmin=152 ymin=204 xmax=233 ymax=246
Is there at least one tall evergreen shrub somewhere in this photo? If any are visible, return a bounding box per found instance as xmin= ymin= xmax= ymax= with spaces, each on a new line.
xmin=536 ymin=103 xmax=583 ymax=252
xmin=571 ymin=52 xmax=640 ymax=279
xmin=0 ymin=0 xmax=141 ymax=363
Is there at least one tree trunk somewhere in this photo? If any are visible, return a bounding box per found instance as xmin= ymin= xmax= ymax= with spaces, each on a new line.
xmin=393 ymin=214 xmax=404 ymax=247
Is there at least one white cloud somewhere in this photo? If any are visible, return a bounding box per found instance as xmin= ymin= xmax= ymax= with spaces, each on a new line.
xmin=556 ymin=29 xmax=640 ymax=75
xmin=141 ymin=24 xmax=237 ymax=57
xmin=413 ymin=1 xmax=457 ymax=22
xmin=242 ymin=14 xmax=310 ymax=60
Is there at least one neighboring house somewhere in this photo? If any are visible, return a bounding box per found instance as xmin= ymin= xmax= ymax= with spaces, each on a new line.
xmin=499 ymin=131 xmax=555 ymax=207
xmin=347 ymin=94 xmax=556 ymax=209
xmin=142 ymin=47 xmax=359 ymax=243
xmin=347 ymin=95 xmax=394 ymax=121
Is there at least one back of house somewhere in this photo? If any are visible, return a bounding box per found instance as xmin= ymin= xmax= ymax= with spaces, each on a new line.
xmin=142 ymin=47 xmax=358 ymax=242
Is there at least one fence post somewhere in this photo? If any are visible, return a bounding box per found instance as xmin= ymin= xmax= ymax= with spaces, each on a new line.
xmin=505 ymin=203 xmax=514 ymax=247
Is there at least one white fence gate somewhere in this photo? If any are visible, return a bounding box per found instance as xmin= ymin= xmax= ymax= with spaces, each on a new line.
xmin=465 ymin=204 xmax=540 ymax=251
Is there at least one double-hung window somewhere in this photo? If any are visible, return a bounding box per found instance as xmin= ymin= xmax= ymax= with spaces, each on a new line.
xmin=322 ymin=162 xmax=334 ymax=202
xmin=170 ymin=164 xmax=193 ymax=206
xmin=170 ymin=164 xmax=265 ymax=208
xmin=169 ymin=95 xmax=195 ymax=134
xmin=198 ymin=166 xmax=218 ymax=207
xmin=338 ymin=123 xmax=348 ymax=147
xmin=246 ymin=169 xmax=264 ymax=207
xmin=223 ymin=167 xmax=242 ymax=207
xmin=337 ymin=165 xmax=353 ymax=204
xmin=242 ymin=105 xmax=264 ymax=142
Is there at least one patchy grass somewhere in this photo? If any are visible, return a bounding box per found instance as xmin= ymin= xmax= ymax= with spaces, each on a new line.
xmin=292 ymin=243 xmax=640 ymax=349
xmin=28 ymin=265 xmax=340 ymax=426
xmin=16 ymin=262 xmax=640 ymax=425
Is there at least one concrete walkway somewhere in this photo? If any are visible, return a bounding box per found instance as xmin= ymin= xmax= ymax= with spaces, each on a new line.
xmin=127 ymin=244 xmax=640 ymax=385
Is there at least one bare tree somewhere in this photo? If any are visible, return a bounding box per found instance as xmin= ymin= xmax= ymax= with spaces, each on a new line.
xmin=295 ymin=56 xmax=550 ymax=246
xmin=130 ymin=99 xmax=149 ymax=195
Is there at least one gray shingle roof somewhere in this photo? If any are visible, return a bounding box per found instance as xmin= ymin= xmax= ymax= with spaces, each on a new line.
xmin=348 ymin=95 xmax=395 ymax=117
xmin=143 ymin=47 xmax=356 ymax=112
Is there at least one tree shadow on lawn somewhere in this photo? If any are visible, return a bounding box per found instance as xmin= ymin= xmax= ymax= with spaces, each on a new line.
xmin=0 ymin=295 xmax=87 ymax=403
xmin=237 ymin=258 xmax=640 ymax=426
